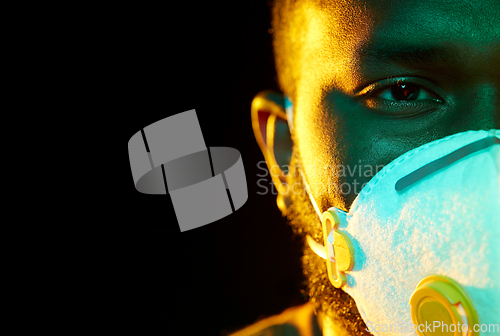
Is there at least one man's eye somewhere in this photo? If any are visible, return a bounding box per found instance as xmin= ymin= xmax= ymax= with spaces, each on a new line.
xmin=355 ymin=77 xmax=445 ymax=117
xmin=377 ymin=83 xmax=435 ymax=101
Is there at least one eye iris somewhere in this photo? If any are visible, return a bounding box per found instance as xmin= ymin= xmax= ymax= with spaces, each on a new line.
xmin=391 ymin=83 xmax=420 ymax=100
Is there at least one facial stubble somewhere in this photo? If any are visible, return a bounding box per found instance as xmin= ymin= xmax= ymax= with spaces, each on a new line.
xmin=285 ymin=149 xmax=372 ymax=336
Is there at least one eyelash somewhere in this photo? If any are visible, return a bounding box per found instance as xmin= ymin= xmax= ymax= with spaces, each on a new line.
xmin=355 ymin=77 xmax=444 ymax=117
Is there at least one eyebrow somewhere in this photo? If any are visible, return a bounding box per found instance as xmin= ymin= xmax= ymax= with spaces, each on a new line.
xmin=356 ymin=44 xmax=456 ymax=66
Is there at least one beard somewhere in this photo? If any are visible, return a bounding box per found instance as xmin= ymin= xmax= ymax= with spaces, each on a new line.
xmin=284 ymin=150 xmax=372 ymax=336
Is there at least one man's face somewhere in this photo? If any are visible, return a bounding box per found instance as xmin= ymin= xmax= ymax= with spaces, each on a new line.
xmin=276 ymin=1 xmax=500 ymax=334
xmin=292 ymin=0 xmax=500 ymax=211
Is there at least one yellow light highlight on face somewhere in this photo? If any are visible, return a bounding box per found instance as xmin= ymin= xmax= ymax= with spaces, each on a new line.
xmin=292 ymin=2 xmax=375 ymax=209
xmin=298 ymin=2 xmax=375 ymax=96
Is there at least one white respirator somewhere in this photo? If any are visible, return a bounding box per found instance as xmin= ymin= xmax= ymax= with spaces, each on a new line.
xmin=286 ymin=97 xmax=500 ymax=336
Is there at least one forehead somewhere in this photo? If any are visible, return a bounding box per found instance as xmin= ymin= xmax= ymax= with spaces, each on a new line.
xmin=363 ymin=0 xmax=500 ymax=50
xmin=313 ymin=0 xmax=500 ymax=30
xmin=297 ymin=0 xmax=500 ymax=91
xmin=312 ymin=0 xmax=500 ymax=48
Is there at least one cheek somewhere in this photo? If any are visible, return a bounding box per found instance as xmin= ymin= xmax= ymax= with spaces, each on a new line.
xmin=293 ymin=90 xmax=430 ymax=210
xmin=294 ymin=96 xmax=350 ymax=210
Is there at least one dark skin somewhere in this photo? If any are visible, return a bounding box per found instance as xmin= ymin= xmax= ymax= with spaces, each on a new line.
xmin=276 ymin=0 xmax=500 ymax=210
xmin=254 ymin=0 xmax=499 ymax=335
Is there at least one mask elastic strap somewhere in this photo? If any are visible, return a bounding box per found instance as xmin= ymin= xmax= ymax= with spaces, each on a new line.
xmin=298 ymin=163 xmax=328 ymax=260
xmin=299 ymin=166 xmax=323 ymax=222
xmin=286 ymin=96 xmax=327 ymax=260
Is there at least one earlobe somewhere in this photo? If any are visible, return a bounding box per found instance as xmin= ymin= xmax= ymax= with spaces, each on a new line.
xmin=251 ymin=90 xmax=294 ymax=214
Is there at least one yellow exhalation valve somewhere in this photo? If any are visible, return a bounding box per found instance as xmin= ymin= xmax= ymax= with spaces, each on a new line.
xmin=321 ymin=208 xmax=355 ymax=288
xmin=409 ymin=275 xmax=479 ymax=336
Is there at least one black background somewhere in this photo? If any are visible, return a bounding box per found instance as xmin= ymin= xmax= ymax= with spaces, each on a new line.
xmin=117 ymin=2 xmax=306 ymax=335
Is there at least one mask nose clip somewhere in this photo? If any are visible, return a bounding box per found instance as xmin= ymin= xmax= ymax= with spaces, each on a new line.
xmin=409 ymin=275 xmax=479 ymax=336
xmin=321 ymin=208 xmax=355 ymax=288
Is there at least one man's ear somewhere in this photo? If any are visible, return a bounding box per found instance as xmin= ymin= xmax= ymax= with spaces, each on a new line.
xmin=251 ymin=90 xmax=293 ymax=214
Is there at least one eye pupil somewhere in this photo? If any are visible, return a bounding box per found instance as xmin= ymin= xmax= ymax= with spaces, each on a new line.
xmin=391 ymin=83 xmax=420 ymax=100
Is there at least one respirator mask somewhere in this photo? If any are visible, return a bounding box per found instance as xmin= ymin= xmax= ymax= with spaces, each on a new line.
xmin=286 ymin=98 xmax=500 ymax=336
